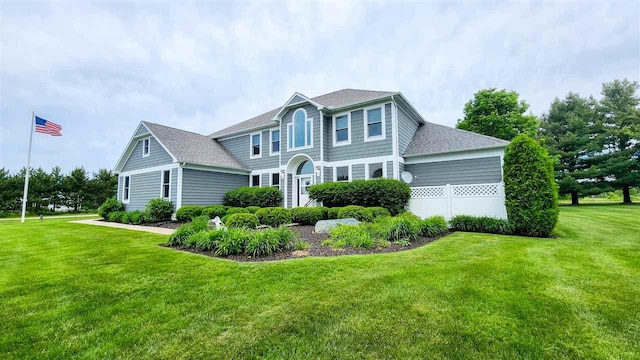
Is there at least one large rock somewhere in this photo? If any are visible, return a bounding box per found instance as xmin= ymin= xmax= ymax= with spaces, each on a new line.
xmin=315 ymin=218 xmax=360 ymax=234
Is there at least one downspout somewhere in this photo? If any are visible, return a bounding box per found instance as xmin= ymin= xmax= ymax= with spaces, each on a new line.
xmin=391 ymin=95 xmax=400 ymax=180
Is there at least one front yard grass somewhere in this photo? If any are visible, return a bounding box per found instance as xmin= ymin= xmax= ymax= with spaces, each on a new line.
xmin=1 ymin=205 xmax=639 ymax=359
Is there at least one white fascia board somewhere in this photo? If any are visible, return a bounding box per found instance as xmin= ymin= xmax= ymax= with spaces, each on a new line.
xmin=404 ymin=147 xmax=506 ymax=164
xmin=272 ymin=92 xmax=325 ymax=120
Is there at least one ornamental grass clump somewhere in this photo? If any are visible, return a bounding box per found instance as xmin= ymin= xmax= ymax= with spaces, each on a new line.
xmin=215 ymin=228 xmax=249 ymax=256
xmin=168 ymin=223 xmax=196 ymax=246
xmin=420 ymin=216 xmax=448 ymax=237
xmin=449 ymin=215 xmax=514 ymax=235
xmin=326 ymin=225 xmax=374 ymax=249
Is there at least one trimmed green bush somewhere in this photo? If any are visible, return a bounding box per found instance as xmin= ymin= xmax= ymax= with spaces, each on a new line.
xmin=449 ymin=215 xmax=514 ymax=235
xmin=290 ymin=207 xmax=324 ymax=225
xmin=226 ymin=213 xmax=259 ymax=229
xmin=338 ymin=205 xmax=373 ymax=222
xmin=98 ymin=198 xmax=124 ymax=220
xmin=504 ymin=134 xmax=559 ymax=237
xmin=327 ymin=207 xmax=342 ymax=219
xmin=107 ymin=211 xmax=125 ymax=223
xmin=420 ymin=216 xmax=448 ymax=237
xmin=255 ymin=207 xmax=291 ymax=227
xmin=145 ymin=198 xmax=174 ymax=222
xmin=316 ymin=206 xmax=329 ymax=220
xmin=309 ymin=179 xmax=411 ymax=215
xmin=215 ymin=228 xmax=249 ymax=256
xmin=369 ymin=207 xmax=391 ymax=219
xmin=129 ymin=210 xmax=146 ymax=225
xmin=224 ymin=187 xmax=283 ymax=208
xmin=176 ymin=205 xmax=204 ymax=222
xmin=202 ymin=205 xmax=227 ymax=219
xmin=245 ymin=206 xmax=261 ymax=214
xmin=222 ymin=207 xmax=251 ymax=223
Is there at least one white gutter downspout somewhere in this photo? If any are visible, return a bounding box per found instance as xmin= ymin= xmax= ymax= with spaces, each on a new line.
xmin=391 ymin=95 xmax=400 ymax=180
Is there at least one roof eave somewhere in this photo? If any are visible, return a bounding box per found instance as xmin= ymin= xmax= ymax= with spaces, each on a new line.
xmin=403 ymin=144 xmax=508 ymax=158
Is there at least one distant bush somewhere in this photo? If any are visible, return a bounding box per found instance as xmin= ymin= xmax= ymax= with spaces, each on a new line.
xmin=224 ymin=187 xmax=283 ymax=208
xmin=449 ymin=215 xmax=514 ymax=235
xmin=176 ymin=205 xmax=204 ymax=222
xmin=369 ymin=207 xmax=391 ymax=219
xmin=290 ymin=207 xmax=324 ymax=225
xmin=255 ymin=207 xmax=291 ymax=227
xmin=338 ymin=205 xmax=373 ymax=222
xmin=245 ymin=206 xmax=261 ymax=214
xmin=327 ymin=207 xmax=342 ymax=219
xmin=107 ymin=211 xmax=125 ymax=223
xmin=226 ymin=213 xmax=259 ymax=229
xmin=145 ymin=198 xmax=174 ymax=222
xmin=309 ymin=179 xmax=410 ymax=215
xmin=419 ymin=216 xmax=448 ymax=237
xmin=202 ymin=205 xmax=227 ymax=219
xmin=98 ymin=198 xmax=124 ymax=220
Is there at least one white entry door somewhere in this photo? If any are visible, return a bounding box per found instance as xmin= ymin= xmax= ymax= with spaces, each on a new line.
xmin=297 ymin=176 xmax=312 ymax=206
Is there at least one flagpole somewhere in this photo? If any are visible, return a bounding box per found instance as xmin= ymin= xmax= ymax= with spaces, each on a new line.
xmin=21 ymin=112 xmax=35 ymax=223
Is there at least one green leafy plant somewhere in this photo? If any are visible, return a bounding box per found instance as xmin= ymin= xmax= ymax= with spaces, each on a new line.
xmin=98 ymin=198 xmax=124 ymax=220
xmin=369 ymin=207 xmax=391 ymax=219
xmin=202 ymin=205 xmax=227 ymax=219
xmin=244 ymin=230 xmax=281 ymax=257
xmin=269 ymin=226 xmax=298 ymax=251
xmin=449 ymin=215 xmax=514 ymax=235
xmin=107 ymin=211 xmax=125 ymax=223
xmin=145 ymin=198 xmax=174 ymax=222
xmin=326 ymin=225 xmax=374 ymax=249
xmin=215 ymin=228 xmax=248 ymax=256
xmin=338 ymin=205 xmax=373 ymax=222
xmin=129 ymin=210 xmax=146 ymax=225
xmin=245 ymin=206 xmax=261 ymax=213
xmin=168 ymin=223 xmax=196 ymax=246
xmin=226 ymin=213 xmax=259 ymax=229
xmin=295 ymin=240 xmax=310 ymax=250
xmin=224 ymin=187 xmax=283 ymax=208
xmin=222 ymin=207 xmax=251 ymax=223
xmin=309 ymin=179 xmax=410 ymax=215
xmin=176 ymin=205 xmax=204 ymax=222
xmin=420 ymin=216 xmax=448 ymax=237
xmin=190 ymin=215 xmax=211 ymax=232
xmin=255 ymin=207 xmax=291 ymax=227
xmin=290 ymin=207 xmax=324 ymax=225
xmin=120 ymin=212 xmax=131 ymax=224
xmin=186 ymin=229 xmax=225 ymax=251
xmin=316 ymin=206 xmax=329 ymax=220
xmin=327 ymin=207 xmax=342 ymax=219
xmin=375 ymin=214 xmax=421 ymax=243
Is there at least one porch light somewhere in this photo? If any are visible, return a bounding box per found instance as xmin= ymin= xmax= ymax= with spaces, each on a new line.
xmin=315 ymin=166 xmax=321 ymax=176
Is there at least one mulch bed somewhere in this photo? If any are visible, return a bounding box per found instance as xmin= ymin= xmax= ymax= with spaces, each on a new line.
xmin=166 ymin=225 xmax=449 ymax=263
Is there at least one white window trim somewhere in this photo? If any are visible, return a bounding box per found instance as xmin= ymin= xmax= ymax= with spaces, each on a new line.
xmin=363 ymin=104 xmax=386 ymax=142
xmin=250 ymin=131 xmax=262 ymax=159
xmin=269 ymin=129 xmax=280 ymax=156
xmin=122 ymin=175 xmax=131 ymax=204
xmin=250 ymin=174 xmax=261 ymax=187
xmin=287 ymin=108 xmax=314 ymax=151
xmin=142 ymin=137 xmax=151 ymax=157
xmin=365 ymin=161 xmax=387 ymax=180
xmin=160 ymin=169 xmax=171 ymax=199
xmin=332 ymin=111 xmax=351 ymax=147
xmin=269 ymin=172 xmax=281 ymax=189
xmin=333 ymin=165 xmax=352 ymax=182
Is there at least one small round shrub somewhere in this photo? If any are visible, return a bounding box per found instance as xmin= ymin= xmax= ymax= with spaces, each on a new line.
xmin=316 ymin=206 xmax=329 ymax=220
xmin=369 ymin=207 xmax=391 ymax=219
xmin=129 ymin=210 xmax=146 ymax=225
xmin=215 ymin=228 xmax=249 ymax=256
xmin=145 ymin=198 xmax=174 ymax=222
xmin=176 ymin=205 xmax=204 ymax=222
xmin=255 ymin=207 xmax=291 ymax=227
xmin=98 ymin=198 xmax=124 ymax=219
xmin=338 ymin=205 xmax=373 ymax=222
xmin=327 ymin=207 xmax=342 ymax=219
xmin=226 ymin=213 xmax=259 ymax=229
xmin=202 ymin=205 xmax=227 ymax=219
xmin=245 ymin=206 xmax=261 ymax=213
xmin=107 ymin=211 xmax=125 ymax=222
xmin=168 ymin=223 xmax=196 ymax=246
xmin=222 ymin=207 xmax=251 ymax=223
xmin=290 ymin=207 xmax=324 ymax=225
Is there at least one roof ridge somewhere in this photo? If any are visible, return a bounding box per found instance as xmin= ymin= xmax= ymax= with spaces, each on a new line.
xmin=425 ymin=121 xmax=510 ymax=143
xmin=143 ymin=121 xmax=209 ymax=137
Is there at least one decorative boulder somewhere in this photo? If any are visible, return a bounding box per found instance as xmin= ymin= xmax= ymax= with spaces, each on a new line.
xmin=315 ymin=218 xmax=360 ymax=234
xmin=209 ymin=216 xmax=225 ymax=230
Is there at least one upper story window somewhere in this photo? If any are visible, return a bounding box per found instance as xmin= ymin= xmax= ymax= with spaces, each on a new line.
xmin=364 ymin=105 xmax=385 ymax=141
xmin=142 ymin=138 xmax=150 ymax=157
xmin=333 ymin=113 xmax=351 ymax=146
xmin=270 ymin=129 xmax=280 ymax=155
xmin=287 ymin=108 xmax=312 ymax=150
xmin=250 ymin=132 xmax=262 ymax=159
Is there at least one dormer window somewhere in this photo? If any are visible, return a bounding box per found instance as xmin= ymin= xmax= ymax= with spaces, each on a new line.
xmin=287 ymin=108 xmax=312 ymax=150
xmin=364 ymin=106 xmax=385 ymax=141
xmin=250 ymin=132 xmax=262 ymax=159
xmin=142 ymin=138 xmax=150 ymax=157
xmin=333 ymin=112 xmax=351 ymax=146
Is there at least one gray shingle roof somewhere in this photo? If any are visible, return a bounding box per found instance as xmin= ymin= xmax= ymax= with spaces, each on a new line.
xmin=209 ymin=88 xmax=398 ymax=138
xmin=403 ymin=122 xmax=509 ymax=157
xmin=143 ymin=121 xmax=248 ymax=170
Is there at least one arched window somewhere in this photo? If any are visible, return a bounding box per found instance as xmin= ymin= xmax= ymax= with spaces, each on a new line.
xmin=288 ymin=108 xmax=312 ymax=149
xmin=296 ymin=160 xmax=314 ymax=175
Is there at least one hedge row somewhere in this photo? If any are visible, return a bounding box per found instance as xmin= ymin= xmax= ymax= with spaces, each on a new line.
xmin=99 ymin=198 xmax=173 ymax=224
xmin=223 ymin=187 xmax=283 ymax=208
xmin=308 ymin=179 xmax=411 ymax=215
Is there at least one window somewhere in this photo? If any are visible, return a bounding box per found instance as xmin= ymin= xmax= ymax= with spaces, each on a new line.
xmin=367 ymin=162 xmax=384 ymax=179
xmin=287 ymin=108 xmax=312 ymax=150
xmin=251 ymin=174 xmax=260 ymax=187
xmin=333 ymin=113 xmax=350 ymax=146
xmin=142 ymin=138 xmax=150 ymax=157
xmin=271 ymin=129 xmax=280 ymax=155
xmin=250 ymin=133 xmax=261 ymax=159
xmin=161 ymin=170 xmax=170 ymax=198
xmin=271 ymin=173 xmax=280 ymax=189
xmin=123 ymin=176 xmax=130 ymax=202
xmin=335 ymin=166 xmax=350 ymax=182
xmin=297 ymin=160 xmax=314 ymax=175
xmin=364 ymin=106 xmax=385 ymax=141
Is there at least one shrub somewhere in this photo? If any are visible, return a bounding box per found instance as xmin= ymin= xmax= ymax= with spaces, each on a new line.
xmin=107 ymin=211 xmax=125 ymax=223
xmin=176 ymin=205 xmax=204 ymax=222
xmin=369 ymin=207 xmax=391 ymax=219
xmin=381 ymin=216 xmax=420 ymax=243
xmin=504 ymin=134 xmax=559 ymax=237
xmin=316 ymin=206 xmax=329 ymax=220
xmin=270 ymin=226 xmax=298 ymax=251
xmin=338 ymin=205 xmax=373 ymax=222
xmin=326 ymin=225 xmax=374 ymax=249
xmin=224 ymin=186 xmax=283 ymax=208
xmin=226 ymin=213 xmax=259 ymax=229
xmin=145 ymin=198 xmax=174 ymax=222
xmin=120 ymin=212 xmax=131 ymax=224
xmin=215 ymin=228 xmax=249 ymax=256
xmin=295 ymin=240 xmax=310 ymax=250
xmin=290 ymin=207 xmax=324 ymax=225
xmin=190 ymin=215 xmax=211 ymax=232
xmin=245 ymin=206 xmax=261 ymax=214
xmin=129 ymin=210 xmax=146 ymax=225
xmin=222 ymin=207 xmax=251 ymax=223
xmin=202 ymin=205 xmax=227 ymax=219
xmin=327 ymin=207 xmax=342 ymax=219
xmin=309 ymin=179 xmax=411 ymax=215
xmin=420 ymin=216 xmax=448 ymax=237
xmin=255 ymin=207 xmax=291 ymax=227
xmin=98 ymin=198 xmax=124 ymax=219
xmin=168 ymin=223 xmax=196 ymax=246
xmin=449 ymin=215 xmax=514 ymax=235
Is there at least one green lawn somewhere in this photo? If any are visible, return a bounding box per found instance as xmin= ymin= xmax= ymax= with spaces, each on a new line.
xmin=1 ymin=206 xmax=639 ymax=359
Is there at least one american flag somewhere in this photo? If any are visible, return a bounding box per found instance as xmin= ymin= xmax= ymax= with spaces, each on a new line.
xmin=35 ymin=116 xmax=62 ymax=136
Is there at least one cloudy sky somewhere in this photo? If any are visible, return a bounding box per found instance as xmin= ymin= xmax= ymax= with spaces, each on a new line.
xmin=1 ymin=0 xmax=638 ymax=173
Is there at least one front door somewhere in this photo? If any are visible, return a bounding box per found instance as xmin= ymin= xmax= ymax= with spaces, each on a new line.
xmin=297 ymin=176 xmax=312 ymax=206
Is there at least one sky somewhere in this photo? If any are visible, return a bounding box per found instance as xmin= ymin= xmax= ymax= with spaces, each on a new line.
xmin=1 ymin=0 xmax=638 ymax=174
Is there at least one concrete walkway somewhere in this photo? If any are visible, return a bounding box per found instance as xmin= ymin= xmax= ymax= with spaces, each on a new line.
xmin=0 ymin=214 xmax=99 ymax=222
xmin=70 ymin=219 xmax=174 ymax=235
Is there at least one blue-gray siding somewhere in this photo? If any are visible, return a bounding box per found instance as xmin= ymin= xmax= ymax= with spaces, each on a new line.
xmin=281 ymin=104 xmax=321 ymax=165
xmin=352 ymin=164 xmax=365 ymax=180
xmin=398 ymin=107 xmax=419 ymax=155
xmin=387 ymin=161 xmax=394 ymax=179
xmin=122 ymin=137 xmax=173 ymax=172
xmin=124 ymin=171 xmax=161 ymax=211
xmin=323 ymin=166 xmax=333 ymax=183
xmin=170 ymin=169 xmax=178 ymax=208
xmin=286 ymin=174 xmax=293 ymax=208
xmin=134 ymin=125 xmax=150 ymax=137
xmin=290 ymin=95 xmax=306 ymax=104
xmin=117 ymin=176 xmax=123 ymax=201
xmin=405 ymin=156 xmax=502 ymax=186
xmin=325 ymin=103 xmax=393 ymax=162
xmin=181 ymin=168 xmax=249 ymax=206
xmin=218 ymin=130 xmax=279 ymax=170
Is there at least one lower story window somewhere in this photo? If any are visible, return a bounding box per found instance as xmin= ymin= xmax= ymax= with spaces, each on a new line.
xmin=368 ymin=163 xmax=383 ymax=179
xmin=252 ymin=175 xmax=260 ymax=187
xmin=336 ymin=166 xmax=349 ymax=182
xmin=123 ymin=176 xmax=130 ymax=202
xmin=162 ymin=170 xmax=170 ymax=198
xmin=271 ymin=173 xmax=280 ymax=189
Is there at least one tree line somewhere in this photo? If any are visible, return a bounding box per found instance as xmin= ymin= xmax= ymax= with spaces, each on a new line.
xmin=457 ymin=79 xmax=640 ymax=204
xmin=0 ymin=167 xmax=117 ymax=216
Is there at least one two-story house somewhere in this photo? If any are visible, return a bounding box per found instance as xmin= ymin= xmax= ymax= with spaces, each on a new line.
xmin=113 ymin=89 xmax=509 ymax=219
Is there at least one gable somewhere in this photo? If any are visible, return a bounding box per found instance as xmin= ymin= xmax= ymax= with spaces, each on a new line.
xmin=121 ymin=136 xmax=174 ymax=172
xmin=134 ymin=124 xmax=150 ymax=137
xmin=290 ymin=95 xmax=306 ymax=104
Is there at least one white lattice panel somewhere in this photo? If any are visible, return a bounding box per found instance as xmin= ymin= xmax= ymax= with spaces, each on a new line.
xmin=452 ymin=184 xmax=500 ymax=197
xmin=411 ymin=186 xmax=446 ymax=198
